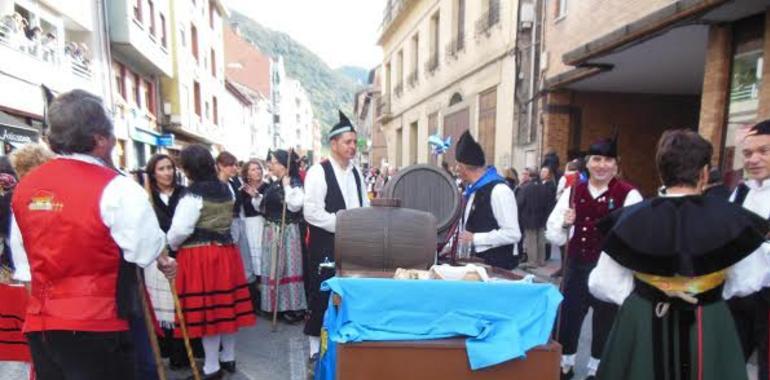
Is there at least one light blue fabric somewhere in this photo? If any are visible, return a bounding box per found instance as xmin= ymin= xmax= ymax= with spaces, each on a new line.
xmin=463 ymin=166 xmax=505 ymax=199
xmin=315 ymin=277 xmax=562 ymax=379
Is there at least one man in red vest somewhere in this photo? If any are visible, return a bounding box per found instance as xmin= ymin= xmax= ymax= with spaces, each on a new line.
xmin=545 ymin=136 xmax=642 ymax=380
xmin=10 ymin=90 xmax=175 ymax=380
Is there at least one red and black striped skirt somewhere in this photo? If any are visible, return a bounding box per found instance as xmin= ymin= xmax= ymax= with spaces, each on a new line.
xmin=174 ymin=244 xmax=256 ymax=338
xmin=0 ymin=283 xmax=30 ymax=362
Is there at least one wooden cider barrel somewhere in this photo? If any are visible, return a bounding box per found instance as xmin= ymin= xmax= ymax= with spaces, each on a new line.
xmin=335 ymin=198 xmax=437 ymax=273
xmin=381 ymin=164 xmax=462 ymax=242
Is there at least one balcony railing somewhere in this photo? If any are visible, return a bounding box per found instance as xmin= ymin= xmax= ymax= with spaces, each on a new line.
xmin=394 ymin=82 xmax=404 ymax=98
xmin=424 ymin=53 xmax=439 ymax=75
xmin=407 ymin=70 xmax=418 ymax=88
xmin=475 ymin=0 xmax=501 ymax=37
xmin=0 ymin=23 xmax=92 ymax=80
xmin=445 ymin=32 xmax=465 ymax=60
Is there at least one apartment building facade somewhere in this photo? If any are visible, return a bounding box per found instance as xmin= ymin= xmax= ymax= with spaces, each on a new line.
xmin=107 ymin=0 xmax=173 ymax=170
xmin=378 ymin=0 xmax=532 ymax=170
xmin=159 ymin=0 xmax=227 ymax=155
xmin=0 ymin=0 xmax=110 ymax=155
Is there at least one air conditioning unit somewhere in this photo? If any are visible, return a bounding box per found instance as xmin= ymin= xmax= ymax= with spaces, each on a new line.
xmin=520 ymin=2 xmax=535 ymax=30
xmin=540 ymin=51 xmax=549 ymax=72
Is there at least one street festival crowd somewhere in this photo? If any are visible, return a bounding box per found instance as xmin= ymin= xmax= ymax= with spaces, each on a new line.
xmin=0 ymin=89 xmax=768 ymax=380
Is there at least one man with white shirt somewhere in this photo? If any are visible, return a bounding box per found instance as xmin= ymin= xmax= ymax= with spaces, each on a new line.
xmin=545 ymin=135 xmax=642 ymax=380
xmin=455 ymin=131 xmax=521 ymax=270
xmin=303 ymin=111 xmax=368 ymax=363
xmin=728 ymin=119 xmax=770 ymax=380
xmin=10 ymin=90 xmax=174 ymax=379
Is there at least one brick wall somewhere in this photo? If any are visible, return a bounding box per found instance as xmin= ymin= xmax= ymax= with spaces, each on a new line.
xmin=541 ymin=90 xmax=573 ymax=166
xmin=698 ymin=24 xmax=732 ymax=166
xmin=543 ymin=91 xmax=701 ymax=196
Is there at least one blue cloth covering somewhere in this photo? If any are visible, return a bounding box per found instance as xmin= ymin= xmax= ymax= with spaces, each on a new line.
xmin=315 ymin=277 xmax=562 ymax=379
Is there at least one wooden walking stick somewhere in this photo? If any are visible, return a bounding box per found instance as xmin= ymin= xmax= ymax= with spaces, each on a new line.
xmin=136 ymin=267 xmax=167 ymax=380
xmin=271 ymin=149 xmax=294 ymax=331
xmin=163 ymin=251 xmax=202 ymax=380
xmin=553 ymin=182 xmax=577 ymax=342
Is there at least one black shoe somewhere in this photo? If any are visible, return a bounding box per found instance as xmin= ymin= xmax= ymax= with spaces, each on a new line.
xmin=560 ymin=367 xmax=574 ymax=380
xmin=186 ymin=369 xmax=223 ymax=380
xmin=281 ymin=311 xmax=306 ymax=324
xmin=169 ymin=359 xmax=189 ymax=371
xmin=248 ymin=281 xmax=260 ymax=315
xmin=220 ymin=360 xmax=236 ymax=373
xmin=307 ymin=353 xmax=319 ymax=380
xmin=585 ymin=376 xmax=596 ymax=380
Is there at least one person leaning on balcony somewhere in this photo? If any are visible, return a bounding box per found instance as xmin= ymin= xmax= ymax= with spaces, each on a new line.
xmin=10 ymin=89 xmax=176 ymax=380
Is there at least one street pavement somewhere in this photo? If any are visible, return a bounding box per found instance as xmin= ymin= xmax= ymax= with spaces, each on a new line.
xmin=0 ymin=251 xmax=760 ymax=380
xmin=165 ymin=314 xmax=308 ymax=380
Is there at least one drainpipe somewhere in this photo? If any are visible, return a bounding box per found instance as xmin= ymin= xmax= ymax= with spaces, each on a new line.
xmin=527 ymin=0 xmax=538 ymax=152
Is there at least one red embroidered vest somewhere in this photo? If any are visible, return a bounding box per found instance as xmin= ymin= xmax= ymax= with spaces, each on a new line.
xmin=12 ymin=159 xmax=126 ymax=332
xmin=567 ymin=178 xmax=635 ymax=264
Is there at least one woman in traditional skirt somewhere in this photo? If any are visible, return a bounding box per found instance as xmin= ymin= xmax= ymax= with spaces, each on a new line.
xmin=239 ymin=159 xmax=267 ymax=311
xmin=143 ymin=153 xmax=207 ymax=370
xmin=589 ymin=130 xmax=770 ymax=380
xmin=168 ymin=145 xmax=256 ymax=380
xmin=260 ymin=149 xmax=307 ymax=323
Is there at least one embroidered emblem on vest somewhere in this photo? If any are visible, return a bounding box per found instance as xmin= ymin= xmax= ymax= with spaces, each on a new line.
xmin=28 ymin=191 xmax=63 ymax=212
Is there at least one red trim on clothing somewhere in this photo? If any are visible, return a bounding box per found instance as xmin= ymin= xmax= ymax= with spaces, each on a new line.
xmin=697 ymin=306 xmax=703 ymax=380
xmin=264 ymin=275 xmax=304 ymax=285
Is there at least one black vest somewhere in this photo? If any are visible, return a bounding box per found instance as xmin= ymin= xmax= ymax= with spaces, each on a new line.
xmin=733 ymin=183 xmax=770 ymax=220
xmin=240 ymin=182 xmax=266 ymax=218
xmin=306 ymin=160 xmax=362 ymax=260
xmin=151 ymin=186 xmax=186 ymax=232
xmin=229 ymin=177 xmax=243 ymax=217
xmin=464 ymin=180 xmax=514 ymax=259
xmin=261 ymin=179 xmax=303 ymax=224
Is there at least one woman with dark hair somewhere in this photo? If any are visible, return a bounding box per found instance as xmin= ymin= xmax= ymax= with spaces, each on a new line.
xmin=260 ymin=149 xmax=307 ymax=323
xmin=143 ymin=153 xmax=200 ymax=370
xmin=167 ymin=144 xmax=256 ymax=379
xmin=239 ymin=159 xmax=267 ymax=311
xmin=589 ymin=130 xmax=769 ymax=380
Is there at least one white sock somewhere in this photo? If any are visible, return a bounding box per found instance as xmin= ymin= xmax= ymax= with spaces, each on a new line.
xmin=309 ymin=336 xmax=320 ymax=357
xmin=220 ymin=333 xmax=236 ymax=362
xmin=202 ymin=335 xmax=222 ymax=375
xmin=561 ymin=354 xmax=576 ymax=372
xmin=587 ymin=357 xmax=601 ymax=376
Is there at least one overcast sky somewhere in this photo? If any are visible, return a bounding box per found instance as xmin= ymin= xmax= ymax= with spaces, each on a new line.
xmin=226 ymin=0 xmax=385 ymax=70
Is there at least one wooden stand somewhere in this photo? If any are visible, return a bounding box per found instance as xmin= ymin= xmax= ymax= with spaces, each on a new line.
xmin=337 ymin=339 xmax=561 ymax=380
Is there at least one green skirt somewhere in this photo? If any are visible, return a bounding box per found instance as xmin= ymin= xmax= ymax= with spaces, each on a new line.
xmin=597 ymin=293 xmax=747 ymax=380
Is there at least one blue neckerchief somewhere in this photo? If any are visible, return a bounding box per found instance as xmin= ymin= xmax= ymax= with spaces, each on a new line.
xmin=463 ymin=166 xmax=504 ymax=199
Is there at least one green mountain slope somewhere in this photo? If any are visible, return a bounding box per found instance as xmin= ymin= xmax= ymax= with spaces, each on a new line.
xmin=228 ymin=11 xmax=365 ymax=144
xmin=335 ymin=66 xmax=370 ymax=86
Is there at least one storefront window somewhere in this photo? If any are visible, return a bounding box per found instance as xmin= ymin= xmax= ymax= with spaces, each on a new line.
xmin=724 ymin=15 xmax=765 ymax=189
